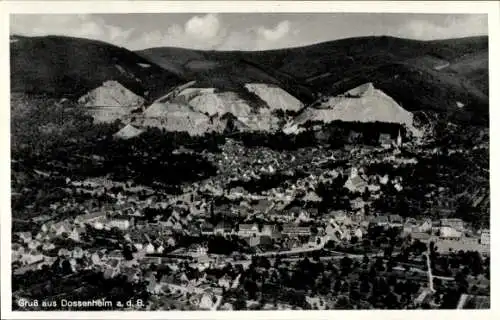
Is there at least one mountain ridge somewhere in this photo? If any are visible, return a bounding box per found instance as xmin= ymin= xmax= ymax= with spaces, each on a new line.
xmin=10 ymin=34 xmax=489 ymax=126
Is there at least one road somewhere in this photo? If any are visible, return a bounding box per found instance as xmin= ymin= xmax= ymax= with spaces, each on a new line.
xmin=231 ymin=247 xmax=454 ymax=283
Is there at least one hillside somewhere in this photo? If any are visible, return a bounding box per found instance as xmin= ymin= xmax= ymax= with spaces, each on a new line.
xmin=139 ymin=35 xmax=488 ymax=125
xmin=10 ymin=34 xmax=489 ymax=128
xmin=10 ymin=35 xmax=184 ymax=102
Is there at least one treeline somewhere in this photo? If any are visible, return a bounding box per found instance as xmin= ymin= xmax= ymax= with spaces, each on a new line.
xmin=229 ymin=120 xmax=406 ymax=150
xmin=227 ymin=170 xmax=308 ymax=193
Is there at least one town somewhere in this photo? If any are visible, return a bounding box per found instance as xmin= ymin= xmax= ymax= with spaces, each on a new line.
xmin=12 ymin=128 xmax=490 ymax=310
xmin=9 ymin=11 xmax=490 ymax=312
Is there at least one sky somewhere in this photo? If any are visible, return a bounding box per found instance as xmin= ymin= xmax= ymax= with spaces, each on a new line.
xmin=10 ymin=13 xmax=488 ymax=51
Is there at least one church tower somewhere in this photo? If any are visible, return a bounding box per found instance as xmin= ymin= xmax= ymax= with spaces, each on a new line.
xmin=396 ymin=129 xmax=402 ymax=147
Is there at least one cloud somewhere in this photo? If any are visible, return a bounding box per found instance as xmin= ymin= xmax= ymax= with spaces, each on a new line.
xmin=257 ymin=20 xmax=291 ymax=41
xmin=131 ymin=13 xmax=227 ymax=50
xmin=10 ymin=13 xmax=487 ymax=52
xmin=129 ymin=15 xmax=296 ymax=51
xmin=217 ymin=20 xmax=295 ymax=51
xmin=10 ymin=13 xmax=298 ymax=51
xmin=185 ymin=13 xmax=222 ymax=40
xmin=10 ymin=14 xmax=134 ymax=47
xmin=394 ymin=15 xmax=487 ymax=40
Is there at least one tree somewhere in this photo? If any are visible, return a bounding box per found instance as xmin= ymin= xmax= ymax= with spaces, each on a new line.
xmin=340 ymin=256 xmax=353 ymax=275
xmin=334 ymin=279 xmax=342 ymax=293
xmin=61 ymin=259 xmax=73 ymax=275
xmin=123 ymin=246 xmax=134 ymax=260
xmin=350 ymin=236 xmax=358 ymax=245
xmin=244 ymin=279 xmax=258 ymax=300
xmin=233 ymin=294 xmax=247 ymax=310
xmin=334 ymin=295 xmax=351 ymax=309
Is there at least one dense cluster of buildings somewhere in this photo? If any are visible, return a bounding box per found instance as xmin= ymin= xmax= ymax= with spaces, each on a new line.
xmin=12 ymin=129 xmax=489 ymax=310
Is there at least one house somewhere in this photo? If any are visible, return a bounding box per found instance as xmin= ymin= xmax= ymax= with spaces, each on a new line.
xmin=218 ymin=275 xmax=232 ymax=289
xmin=188 ymin=244 xmax=208 ymax=256
xmin=177 ymin=272 xmax=189 ymax=285
xmin=295 ymin=211 xmax=311 ymax=222
xmin=198 ymin=292 xmax=215 ymax=310
xmin=214 ymin=222 xmax=233 ymax=235
xmin=431 ymin=221 xmax=441 ymax=234
xmin=124 ymin=268 xmax=140 ymax=283
xmin=414 ymin=288 xmax=433 ymax=306
xmin=330 ymin=211 xmax=352 ymax=225
xmin=379 ymin=175 xmax=389 ymax=185
xmin=344 ymin=173 xmax=368 ymax=193
xmin=417 ymin=219 xmax=432 ymax=233
xmin=20 ymin=253 xmax=45 ymax=266
xmin=281 ymin=224 xmax=311 ymax=237
xmin=353 ymin=227 xmax=363 ymax=239
xmin=348 ymin=130 xmax=363 ymax=143
xmin=74 ymin=211 xmax=107 ymax=226
xmin=156 ymin=245 xmax=165 ymax=254
xmin=108 ymin=216 xmax=132 ymax=230
xmin=68 ymin=227 xmax=84 ymax=242
xmin=389 ymin=215 xmax=403 ymax=228
xmin=246 ymin=234 xmax=272 ymax=247
xmin=238 ymin=224 xmax=259 ymax=238
xmin=372 ymin=216 xmax=389 ymax=228
xmin=201 ymin=222 xmax=215 ymax=235
xmin=439 ymin=226 xmax=462 ymax=240
xmin=456 ymin=294 xmax=490 ymax=309
xmin=15 ymin=231 xmax=32 ymax=244
xmin=32 ymin=215 xmax=52 ymax=224
xmin=51 ymin=220 xmax=72 ymax=236
xmin=41 ymin=242 xmax=56 ymax=252
xmin=403 ymin=218 xmax=418 ymax=233
xmin=72 ymin=247 xmax=84 ymax=259
xmin=146 ymin=276 xmax=161 ymax=294
xmin=145 ymin=243 xmax=155 ymax=254
xmin=90 ymin=252 xmax=102 ymax=265
xmin=440 ymin=218 xmax=464 ymax=232
xmin=58 ymin=248 xmax=71 ymax=257
xmin=302 ymin=191 xmax=322 ymax=203
xmin=379 ymin=133 xmax=393 ymax=148
xmin=261 ymin=224 xmax=281 ymax=239
xmin=26 ymin=239 xmax=40 ymax=251
xmin=480 ymin=230 xmax=490 ymax=245
xmin=325 ymin=223 xmax=342 ymax=242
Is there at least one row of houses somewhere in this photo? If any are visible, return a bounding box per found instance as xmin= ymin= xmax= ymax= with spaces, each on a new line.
xmin=200 ymin=222 xmax=311 ymax=239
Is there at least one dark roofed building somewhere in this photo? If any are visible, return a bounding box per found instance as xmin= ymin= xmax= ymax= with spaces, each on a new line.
xmin=389 ymin=214 xmax=403 ymax=227
xmin=214 ymin=222 xmax=233 ymax=235
xmin=201 ymin=222 xmax=214 ymax=235
xmin=238 ymin=224 xmax=259 ymax=237
xmin=379 ymin=133 xmax=393 ymax=146
xmin=261 ymin=224 xmax=281 ymax=239
xmin=371 ymin=215 xmax=389 ymax=227
xmin=440 ymin=218 xmax=464 ymax=231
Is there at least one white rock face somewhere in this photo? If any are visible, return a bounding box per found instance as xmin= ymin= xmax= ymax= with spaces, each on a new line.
xmin=78 ymin=80 xmax=145 ymax=107
xmin=189 ymin=91 xmax=253 ymax=118
xmin=138 ymin=101 xmax=226 ymax=136
xmin=113 ymin=124 xmax=144 ymax=140
xmin=137 ymin=85 xmax=288 ymax=136
xmin=244 ymin=83 xmax=304 ymax=112
xmin=285 ymin=83 xmax=419 ymax=135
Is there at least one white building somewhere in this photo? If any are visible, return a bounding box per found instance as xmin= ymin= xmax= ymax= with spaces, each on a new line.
xmin=108 ymin=217 xmax=131 ymax=230
xmin=480 ymin=230 xmax=490 ymax=245
xmin=439 ymin=226 xmax=462 ymax=240
xmin=238 ymin=224 xmax=259 ymax=238
xmin=145 ymin=243 xmax=155 ymax=254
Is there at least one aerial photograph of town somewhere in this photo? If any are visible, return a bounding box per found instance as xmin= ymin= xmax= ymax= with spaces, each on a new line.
xmin=7 ymin=8 xmax=490 ymax=312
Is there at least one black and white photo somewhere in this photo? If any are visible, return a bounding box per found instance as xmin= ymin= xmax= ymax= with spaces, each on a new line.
xmin=2 ymin=1 xmax=498 ymax=317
